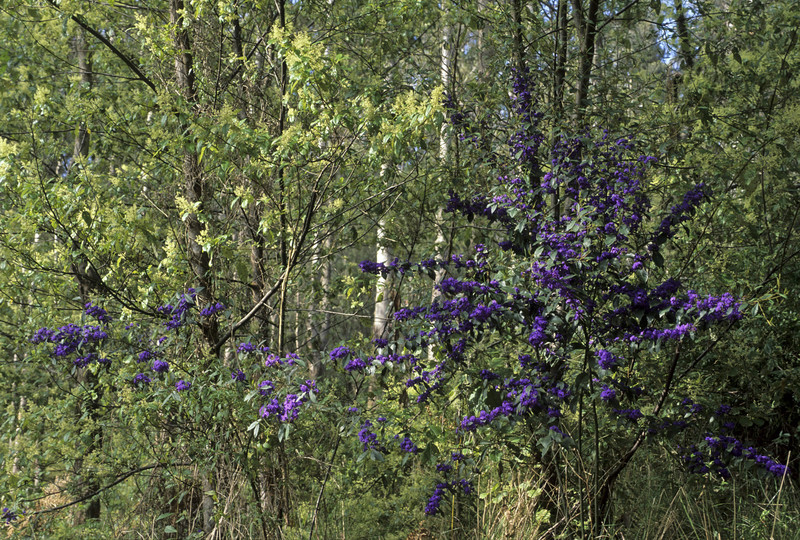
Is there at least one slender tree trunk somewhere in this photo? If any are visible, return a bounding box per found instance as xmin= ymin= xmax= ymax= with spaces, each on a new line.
xmin=553 ymin=0 xmax=569 ymax=122
xmin=310 ymin=233 xmax=333 ymax=377
xmin=550 ymin=0 xmax=569 ymax=221
xmin=373 ymin=218 xmax=392 ymax=342
xmin=276 ymin=0 xmax=289 ymax=357
xmin=11 ymin=391 xmax=24 ymax=475
xmin=169 ymin=2 xmax=218 ymax=533
xmin=511 ymin=0 xmax=525 ymax=71
xmin=675 ymin=0 xmax=694 ymax=70
xmin=571 ymin=0 xmax=601 ymax=124
xmin=432 ymin=4 xmax=454 ymax=310
xmin=170 ymin=0 xmax=219 ymax=348
xmin=70 ymin=28 xmax=102 ymax=525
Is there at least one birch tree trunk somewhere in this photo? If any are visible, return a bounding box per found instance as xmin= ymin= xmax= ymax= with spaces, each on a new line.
xmin=373 ymin=164 xmax=393 ymax=343
xmin=432 ymin=3 xmax=454 ymax=308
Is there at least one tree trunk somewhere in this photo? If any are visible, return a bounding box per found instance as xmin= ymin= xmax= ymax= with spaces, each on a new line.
xmin=70 ymin=28 xmax=102 ymax=525
xmin=675 ymin=0 xmax=694 ymax=70
xmin=169 ymin=1 xmax=218 ymax=531
xmin=571 ymin=0 xmax=601 ymax=124
xmin=432 ymin=3 xmax=454 ymax=311
xmin=373 ymin=216 xmax=392 ymax=342
xmin=170 ymin=0 xmax=218 ymax=347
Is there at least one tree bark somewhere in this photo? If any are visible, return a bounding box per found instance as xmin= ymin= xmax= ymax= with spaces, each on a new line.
xmin=169 ymin=1 xmax=218 ymax=532
xmin=69 ymin=28 xmax=102 ymax=525
xmin=432 ymin=3 xmax=454 ymax=310
xmin=675 ymin=0 xmax=694 ymax=70
xmin=170 ymin=0 xmax=219 ymax=348
xmin=571 ymin=0 xmax=601 ymax=124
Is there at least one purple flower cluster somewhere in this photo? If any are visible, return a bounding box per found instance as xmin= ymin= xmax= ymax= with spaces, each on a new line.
xmin=260 ymin=394 xmax=304 ymax=423
xmin=596 ymin=349 xmax=620 ymax=370
xmin=133 ymin=373 xmax=151 ymax=386
xmin=600 ymin=385 xmax=617 ymax=402
xmin=460 ymin=401 xmax=514 ymax=432
xmin=299 ymin=380 xmax=317 ymax=394
xmin=259 ymin=380 xmax=275 ymax=396
xmin=157 ymin=289 xmax=196 ymax=331
xmin=682 ymin=434 xmax=789 ymax=479
xmin=151 ymin=359 xmax=169 ymax=373
xmin=650 ymin=183 xmax=711 ymax=248
xmin=399 ymin=436 xmax=419 ymax=454
xmin=613 ymin=408 xmax=644 ymax=422
xmin=199 ymin=302 xmax=225 ymax=317
xmin=335 ymin=351 xmax=418 ymax=374
xmin=424 ymin=479 xmax=473 ymax=516
xmin=358 ymin=420 xmax=383 ymax=452
xmin=329 ymin=346 xmax=352 ymax=361
xmin=138 ymin=350 xmax=156 ymax=363
xmin=84 ymin=302 xmax=111 ymax=324
xmin=237 ymin=341 xmax=256 ymax=354
xmin=264 ymin=353 xmax=297 ymax=368
xmin=2 ymin=507 xmax=19 ymax=524
xmin=31 ymin=324 xmax=108 ymax=358
xmin=175 ymin=380 xmax=191 ymax=391
xmin=31 ymin=320 xmax=111 ymax=371
xmin=224 ymin=347 xmax=318 ymax=424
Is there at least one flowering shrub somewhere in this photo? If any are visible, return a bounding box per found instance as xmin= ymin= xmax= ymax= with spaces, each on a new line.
xmin=13 ymin=292 xmax=320 ymax=525
xmin=347 ymin=68 xmax=788 ymax=530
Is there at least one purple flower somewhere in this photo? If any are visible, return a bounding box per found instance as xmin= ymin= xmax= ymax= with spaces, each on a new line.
xmin=30 ymin=327 xmax=55 ymax=344
xmin=84 ymin=302 xmax=111 ymax=324
xmin=133 ymin=373 xmax=151 ymax=385
xmin=260 ymin=394 xmax=305 ymax=423
xmin=613 ymin=408 xmax=643 ymax=421
xmin=175 ymin=380 xmax=191 ymax=391
xmin=199 ymin=302 xmax=225 ymax=317
xmin=715 ymin=404 xmax=732 ymax=416
xmin=151 ymin=360 xmax=169 ymax=373
xmin=478 ymin=369 xmax=500 ymax=380
xmin=237 ymin=342 xmax=255 ymax=354
xmin=2 ymin=507 xmax=18 ymax=524
xmin=399 ymin=436 xmax=419 ymax=454
xmin=330 ymin=346 xmax=352 ymax=361
xmin=73 ymin=353 xmax=97 ymax=368
xmin=259 ymin=380 xmax=275 ymax=396
xmin=344 ymin=357 xmax=367 ymax=372
xmin=280 ymin=394 xmax=302 ymax=422
xmin=425 ymin=483 xmax=448 ymax=516
xmin=600 ymin=385 xmax=617 ymax=402
xmin=459 ymin=479 xmax=473 ymax=495
xmin=231 ymin=369 xmax=246 ymax=382
xmin=358 ymin=421 xmax=382 ymax=451
xmin=359 ymin=260 xmax=386 ymax=275
xmin=158 ymin=290 xmax=196 ymax=331
xmin=264 ymin=354 xmax=282 ymax=367
xmin=299 ymin=380 xmax=318 ymax=394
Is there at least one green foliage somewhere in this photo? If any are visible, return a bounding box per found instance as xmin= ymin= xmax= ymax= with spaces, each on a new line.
xmin=1 ymin=0 xmax=799 ymax=537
